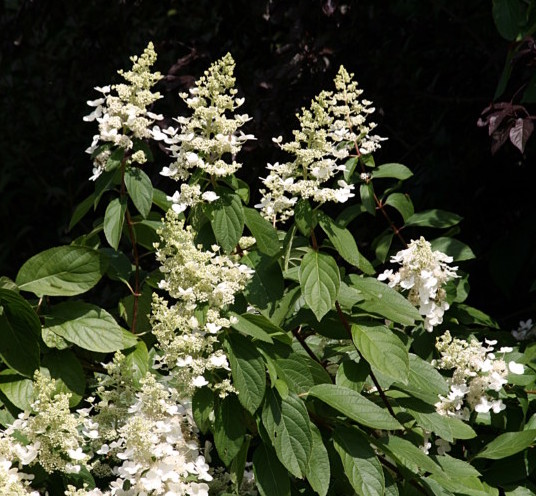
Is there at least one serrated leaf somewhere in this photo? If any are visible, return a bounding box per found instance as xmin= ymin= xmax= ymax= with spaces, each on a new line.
xmin=261 ymin=389 xmax=312 ymax=478
xmin=397 ymin=396 xmax=476 ymax=442
xmin=16 ymin=246 xmax=107 ymax=297
xmin=226 ymin=334 xmax=266 ymax=414
xmin=299 ymin=250 xmax=340 ymax=321
xmin=475 ymin=430 xmax=536 ymax=460
xmin=104 ymin=197 xmax=127 ymax=250
xmin=352 ymin=324 xmax=409 ymax=384
xmin=385 ymin=193 xmax=414 ymax=222
xmin=375 ymin=435 xmax=442 ymax=474
xmin=43 ymin=301 xmax=137 ymax=352
xmin=124 ymin=166 xmax=153 ymax=218
xmin=243 ymin=207 xmax=280 ymax=256
xmin=209 ymin=192 xmax=244 ymax=253
xmin=430 ymin=237 xmax=475 ymax=261
xmin=230 ymin=312 xmax=274 ymax=343
xmin=434 ymin=454 xmax=481 ymax=478
xmin=306 ymin=424 xmax=331 ymax=496
xmin=0 ymin=289 xmax=40 ymax=377
xmin=214 ymin=394 xmax=246 ymax=466
xmin=405 ymin=209 xmax=462 ymax=228
xmin=275 ymin=352 xmax=331 ymax=395
xmin=397 ymin=353 xmax=448 ymax=404
xmin=318 ymin=212 xmax=374 ymax=274
xmin=308 ymin=384 xmax=403 ymax=430
xmin=372 ymin=163 xmax=413 ymax=180
xmin=349 ymin=275 xmax=422 ymax=326
xmin=333 ymin=426 xmax=384 ymax=496
xmin=253 ymin=443 xmax=291 ymax=496
xmin=68 ymin=193 xmax=95 ymax=231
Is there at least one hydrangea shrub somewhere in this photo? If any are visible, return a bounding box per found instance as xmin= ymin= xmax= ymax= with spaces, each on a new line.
xmin=0 ymin=43 xmax=535 ymax=496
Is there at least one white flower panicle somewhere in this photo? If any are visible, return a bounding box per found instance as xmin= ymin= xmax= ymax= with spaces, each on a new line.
xmin=84 ymin=42 xmax=163 ymax=180
xmin=434 ymin=331 xmax=524 ymax=419
xmin=151 ymin=210 xmax=253 ymax=395
xmin=256 ymin=65 xmax=385 ymax=224
xmin=153 ymin=54 xmax=255 ymax=214
xmin=378 ymin=237 xmax=458 ymax=332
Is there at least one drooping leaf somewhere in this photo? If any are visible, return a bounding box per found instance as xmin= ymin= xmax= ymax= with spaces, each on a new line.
xmin=208 ymin=191 xmax=244 ymax=253
xmin=192 ymin=387 xmax=215 ymax=434
xmin=253 ymin=443 xmax=291 ymax=496
xmin=430 ymin=237 xmax=475 ymax=261
xmin=152 ymin=188 xmax=173 ymax=212
xmin=0 ymin=369 xmax=35 ymax=410
xmin=475 ymin=430 xmax=536 ymax=460
xmin=42 ymin=349 xmax=86 ymax=407
xmin=317 ymin=211 xmax=375 ymax=274
xmin=214 ymin=394 xmax=246 ymax=466
xmin=360 ymin=183 xmax=376 ymax=215
xmin=492 ymin=0 xmax=530 ymax=40
xmin=103 ymin=197 xmax=127 ymax=250
xmin=243 ymin=207 xmax=280 ymax=256
xmin=124 ymin=166 xmax=153 ymax=218
xmin=352 ymin=325 xmax=409 ymax=384
xmin=294 ymin=199 xmax=315 ymax=236
xmin=385 ymin=193 xmax=414 ymax=222
xmin=124 ymin=341 xmax=150 ymax=387
xmin=261 ymin=389 xmax=312 ymax=478
xmin=299 ymin=250 xmax=340 ymax=321
xmin=333 ymin=425 xmax=385 ymax=496
xmin=43 ymin=301 xmax=137 ymax=352
xmin=306 ymin=424 xmax=331 ymax=496
xmin=225 ymin=333 xmax=266 ymax=414
xmin=16 ymin=246 xmax=107 ymax=297
xmin=68 ymin=193 xmax=95 ymax=231
xmin=405 ymin=209 xmax=462 ymax=228
xmin=0 ymin=289 xmax=40 ymax=377
xmin=308 ymin=384 xmax=402 ymax=430
xmin=372 ymin=163 xmax=413 ymax=181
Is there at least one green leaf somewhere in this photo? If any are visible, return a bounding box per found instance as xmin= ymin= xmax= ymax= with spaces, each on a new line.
xmin=43 ymin=301 xmax=137 ymax=352
xmin=100 ymin=248 xmax=132 ymax=284
xmin=306 ymin=424 xmax=331 ymax=496
xmin=214 ymin=394 xmax=246 ymax=466
xmin=336 ymin=360 xmax=370 ymax=393
xmin=0 ymin=289 xmax=40 ymax=377
xmin=360 ymin=184 xmax=376 ymax=215
xmin=124 ymin=166 xmax=153 ymax=218
xmin=16 ymin=246 xmax=107 ymax=297
xmin=372 ymin=230 xmax=394 ymax=264
xmin=385 ymin=193 xmax=414 ymax=222
xmin=449 ymin=303 xmax=499 ymax=329
xmin=372 ymin=163 xmax=413 ymax=180
xmin=294 ymin=199 xmax=315 ymax=236
xmin=103 ymin=197 xmax=127 ymax=250
xmin=124 ymin=341 xmax=150 ymax=387
xmin=405 ymin=209 xmax=462 ymax=228
xmin=209 ymin=192 xmax=244 ymax=253
xmin=152 ymin=188 xmax=173 ymax=211
xmin=475 ymin=430 xmax=536 ymax=460
xmin=318 ymin=212 xmax=375 ymax=275
xmin=430 ymin=237 xmax=475 ymax=261
xmin=492 ymin=0 xmax=528 ymax=40
xmin=375 ymin=435 xmax=442 ymax=475
xmin=118 ymin=284 xmax=153 ymax=334
xmin=68 ymin=193 xmax=94 ymax=231
xmin=333 ymin=426 xmax=384 ymax=496
xmin=434 ymin=454 xmax=481 ymax=478
xmin=242 ymin=252 xmax=284 ymax=317
xmin=344 ymin=156 xmax=359 ymax=182
xmin=308 ymin=384 xmax=403 ymax=430
xmin=253 ymin=443 xmax=291 ymax=496
xmin=243 ymin=207 xmax=280 ymax=256
xmin=231 ymin=435 xmax=250 ymax=488
xmin=397 ymin=396 xmax=476 ymax=442
xmin=94 ymin=167 xmax=121 ymax=209
xmin=352 ymin=325 xmax=409 ymax=384
xmin=397 ymin=353 xmax=449 ymax=404
xmin=42 ymin=349 xmax=86 ymax=407
xmin=261 ymin=389 xmax=312 ymax=478
xmin=275 ymin=352 xmax=332 ymax=395
xmin=225 ymin=334 xmax=266 ymax=414
xmin=230 ymin=312 xmax=274 ymax=343
xmin=299 ymin=250 xmax=340 ymax=321
xmin=0 ymin=369 xmax=35 ymax=410
xmin=349 ymin=276 xmax=422 ymax=326
xmin=192 ymin=387 xmax=215 ymax=434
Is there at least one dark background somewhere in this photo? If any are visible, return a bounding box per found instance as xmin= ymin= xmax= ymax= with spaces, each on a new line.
xmin=1 ymin=0 xmax=535 ymax=328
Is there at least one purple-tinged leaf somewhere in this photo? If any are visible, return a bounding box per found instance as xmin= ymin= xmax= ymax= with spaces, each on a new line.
xmin=509 ymin=117 xmax=534 ymax=153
